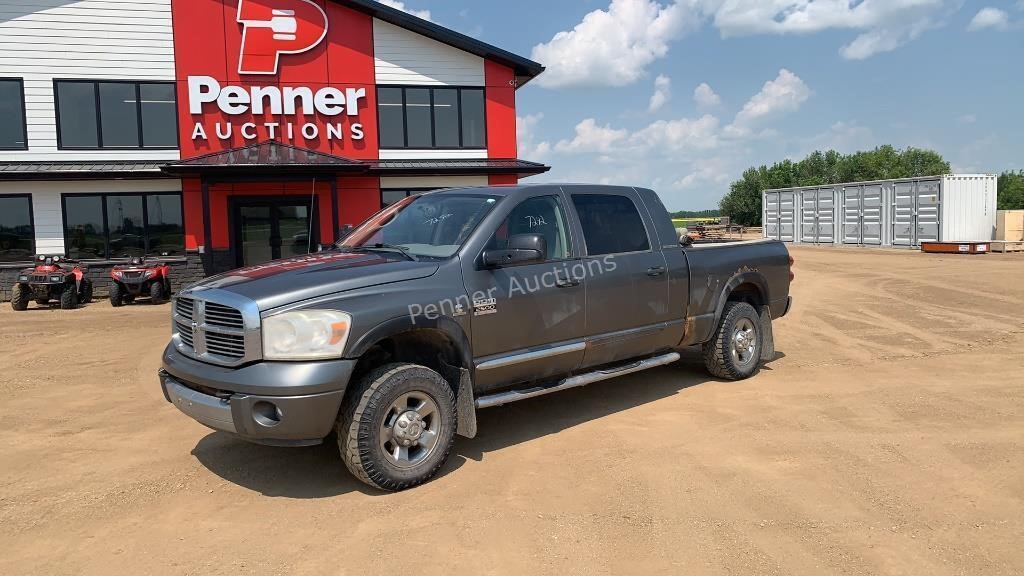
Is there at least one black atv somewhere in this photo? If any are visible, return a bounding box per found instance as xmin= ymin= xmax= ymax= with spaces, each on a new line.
xmin=11 ymin=255 xmax=94 ymax=311
xmin=109 ymin=257 xmax=172 ymax=306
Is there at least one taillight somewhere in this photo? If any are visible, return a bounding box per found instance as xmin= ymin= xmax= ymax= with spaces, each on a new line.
xmin=788 ymin=255 xmax=795 ymax=281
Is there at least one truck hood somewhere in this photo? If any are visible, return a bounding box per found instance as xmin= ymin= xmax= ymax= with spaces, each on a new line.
xmin=184 ymin=251 xmax=440 ymax=311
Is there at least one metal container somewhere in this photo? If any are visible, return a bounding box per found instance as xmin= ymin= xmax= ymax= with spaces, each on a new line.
xmin=764 ymin=174 xmax=996 ymax=247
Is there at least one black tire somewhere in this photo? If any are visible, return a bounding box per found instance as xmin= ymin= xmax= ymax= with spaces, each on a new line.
xmin=109 ymin=282 xmax=125 ymax=307
xmin=59 ymin=282 xmax=78 ymax=310
xmin=702 ymin=301 xmax=763 ymax=380
xmin=150 ymin=280 xmax=167 ymax=304
xmin=337 ymin=363 xmax=457 ymax=491
xmin=11 ymin=283 xmax=30 ymax=311
xmin=79 ymin=278 xmax=93 ymax=304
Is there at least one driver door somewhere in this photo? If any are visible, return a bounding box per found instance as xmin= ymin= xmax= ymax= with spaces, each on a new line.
xmin=463 ymin=192 xmax=586 ymax=392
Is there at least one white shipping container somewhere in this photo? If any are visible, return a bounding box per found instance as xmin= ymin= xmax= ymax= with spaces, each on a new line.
xmin=763 ymin=174 xmax=997 ymax=246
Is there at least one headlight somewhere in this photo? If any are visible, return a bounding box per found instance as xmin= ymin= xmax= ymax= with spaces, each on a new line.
xmin=262 ymin=310 xmax=352 ymax=361
xmin=18 ymin=275 xmax=28 ymax=282
xmin=50 ymin=276 xmax=62 ymax=282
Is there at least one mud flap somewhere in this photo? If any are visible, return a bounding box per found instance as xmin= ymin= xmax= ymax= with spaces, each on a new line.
xmin=440 ymin=359 xmax=477 ymax=439
xmin=759 ymin=306 xmax=775 ymax=362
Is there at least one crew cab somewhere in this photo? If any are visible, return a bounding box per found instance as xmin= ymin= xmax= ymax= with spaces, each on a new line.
xmin=159 ymin=184 xmax=792 ymax=491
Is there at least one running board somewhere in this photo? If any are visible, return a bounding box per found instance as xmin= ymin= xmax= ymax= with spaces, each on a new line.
xmin=475 ymin=352 xmax=681 ymax=409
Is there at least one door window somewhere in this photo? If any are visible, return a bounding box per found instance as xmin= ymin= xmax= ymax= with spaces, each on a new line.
xmin=571 ymin=194 xmax=650 ymax=256
xmin=488 ymin=195 xmax=571 ymax=261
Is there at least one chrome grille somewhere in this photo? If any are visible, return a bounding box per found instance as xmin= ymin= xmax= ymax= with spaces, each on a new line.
xmin=204 ymin=302 xmax=243 ymax=329
xmin=172 ymin=291 xmax=261 ymax=367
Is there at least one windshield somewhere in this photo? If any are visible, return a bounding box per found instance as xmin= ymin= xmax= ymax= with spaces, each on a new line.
xmin=338 ymin=193 xmax=501 ymax=259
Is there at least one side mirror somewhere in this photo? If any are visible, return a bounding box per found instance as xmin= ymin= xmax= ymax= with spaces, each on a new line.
xmin=482 ymin=233 xmax=547 ymax=267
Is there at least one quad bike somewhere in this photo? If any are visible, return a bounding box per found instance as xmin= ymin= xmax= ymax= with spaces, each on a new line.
xmin=10 ymin=255 xmax=93 ymax=311
xmin=109 ymin=257 xmax=172 ymax=306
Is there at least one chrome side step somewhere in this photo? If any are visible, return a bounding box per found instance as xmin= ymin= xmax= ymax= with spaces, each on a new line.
xmin=475 ymin=351 xmax=681 ymax=409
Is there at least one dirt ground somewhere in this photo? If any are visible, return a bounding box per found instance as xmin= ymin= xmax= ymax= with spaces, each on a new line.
xmin=1 ymin=247 xmax=1023 ymax=576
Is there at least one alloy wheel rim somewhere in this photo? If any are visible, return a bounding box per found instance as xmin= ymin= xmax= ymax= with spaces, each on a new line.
xmin=379 ymin=391 xmax=442 ymax=469
xmin=730 ymin=318 xmax=757 ymax=366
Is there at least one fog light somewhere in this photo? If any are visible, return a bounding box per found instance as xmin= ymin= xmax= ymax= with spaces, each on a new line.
xmin=252 ymin=401 xmax=282 ymax=428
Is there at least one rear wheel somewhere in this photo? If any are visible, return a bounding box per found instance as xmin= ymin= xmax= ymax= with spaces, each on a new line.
xmin=79 ymin=278 xmax=93 ymax=304
xmin=337 ymin=363 xmax=457 ymax=491
xmin=59 ymin=282 xmax=78 ymax=310
xmin=109 ymin=282 xmax=125 ymax=307
xmin=703 ymin=301 xmax=763 ymax=380
xmin=150 ymin=280 xmax=167 ymax=304
xmin=11 ymin=283 xmax=30 ymax=311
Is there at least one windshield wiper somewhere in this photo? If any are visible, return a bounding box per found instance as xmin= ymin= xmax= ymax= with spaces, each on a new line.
xmin=359 ymin=243 xmax=420 ymax=262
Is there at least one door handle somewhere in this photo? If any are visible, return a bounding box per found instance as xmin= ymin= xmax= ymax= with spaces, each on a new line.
xmin=556 ymin=276 xmax=581 ymax=288
xmin=647 ymin=266 xmax=666 ymax=277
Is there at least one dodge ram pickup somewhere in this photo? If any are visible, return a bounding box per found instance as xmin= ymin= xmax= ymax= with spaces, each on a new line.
xmin=160 ymin=184 xmax=793 ymax=491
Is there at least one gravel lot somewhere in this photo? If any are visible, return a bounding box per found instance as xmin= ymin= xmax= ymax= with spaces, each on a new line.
xmin=1 ymin=246 xmax=1022 ymax=576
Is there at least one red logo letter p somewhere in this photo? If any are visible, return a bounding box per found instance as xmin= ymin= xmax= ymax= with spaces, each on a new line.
xmin=237 ymin=0 xmax=328 ymax=75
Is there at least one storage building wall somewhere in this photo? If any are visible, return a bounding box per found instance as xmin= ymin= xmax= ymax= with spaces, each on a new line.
xmin=0 ymin=0 xmax=178 ymax=162
xmin=940 ymin=175 xmax=997 ymax=242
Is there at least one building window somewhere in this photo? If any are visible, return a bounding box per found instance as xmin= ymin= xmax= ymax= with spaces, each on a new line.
xmin=381 ymin=189 xmax=438 ymax=208
xmin=0 ymin=195 xmax=34 ymax=262
xmin=0 ymin=79 xmax=27 ymax=150
xmin=54 ymin=80 xmax=178 ymax=149
xmin=571 ymin=194 xmax=651 ymax=256
xmin=63 ymin=193 xmax=184 ymax=259
xmin=377 ymin=86 xmax=486 ymax=149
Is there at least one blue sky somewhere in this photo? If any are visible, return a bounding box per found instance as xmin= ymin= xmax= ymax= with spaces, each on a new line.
xmin=384 ymin=1 xmax=1024 ymax=210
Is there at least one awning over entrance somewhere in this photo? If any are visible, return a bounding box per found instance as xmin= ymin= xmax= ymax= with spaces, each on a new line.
xmin=160 ymin=141 xmax=367 ymax=177
xmin=160 ymin=140 xmax=550 ymax=178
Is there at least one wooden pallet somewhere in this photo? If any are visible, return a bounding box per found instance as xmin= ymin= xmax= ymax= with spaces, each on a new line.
xmin=992 ymin=241 xmax=1024 ymax=253
xmin=921 ymin=242 xmax=991 ymax=254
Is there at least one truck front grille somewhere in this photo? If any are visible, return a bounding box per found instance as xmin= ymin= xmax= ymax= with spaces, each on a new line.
xmin=173 ymin=293 xmax=260 ymax=367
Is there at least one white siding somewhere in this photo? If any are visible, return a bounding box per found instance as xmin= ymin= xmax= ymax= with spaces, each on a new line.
xmin=373 ymin=19 xmax=484 ymax=86
xmin=0 ymin=179 xmax=182 ymax=255
xmin=379 ymin=149 xmax=488 ymax=160
xmin=941 ymin=174 xmax=998 ymax=242
xmin=379 ymin=175 xmax=489 ymax=189
xmin=0 ymin=0 xmax=179 ymax=162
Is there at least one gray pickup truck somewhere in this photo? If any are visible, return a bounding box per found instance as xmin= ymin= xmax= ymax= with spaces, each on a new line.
xmin=160 ymin=184 xmax=792 ymax=490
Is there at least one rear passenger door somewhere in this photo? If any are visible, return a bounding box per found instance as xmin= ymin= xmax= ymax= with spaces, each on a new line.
xmin=569 ymin=188 xmax=672 ymax=368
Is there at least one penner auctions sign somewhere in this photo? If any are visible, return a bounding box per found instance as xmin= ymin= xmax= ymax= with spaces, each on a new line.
xmin=174 ymin=0 xmax=378 ymax=155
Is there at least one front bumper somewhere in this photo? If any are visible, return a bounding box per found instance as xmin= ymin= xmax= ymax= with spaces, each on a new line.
xmin=160 ymin=345 xmax=356 ymax=446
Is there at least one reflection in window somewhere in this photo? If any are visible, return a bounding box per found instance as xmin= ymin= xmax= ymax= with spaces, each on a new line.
xmin=64 ymin=193 xmax=185 ymax=259
xmin=56 ymin=81 xmax=177 ymax=149
xmin=376 ymin=86 xmax=486 ymax=149
xmin=0 ymin=195 xmax=34 ymax=262
xmin=0 ymin=79 xmax=27 ymax=149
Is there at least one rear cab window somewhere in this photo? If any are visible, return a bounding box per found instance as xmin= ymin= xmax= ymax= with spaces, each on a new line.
xmin=571 ymin=194 xmax=651 ymax=256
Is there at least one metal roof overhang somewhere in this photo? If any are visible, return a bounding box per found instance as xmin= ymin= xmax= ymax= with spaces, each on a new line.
xmin=0 ymin=161 xmax=173 ymax=181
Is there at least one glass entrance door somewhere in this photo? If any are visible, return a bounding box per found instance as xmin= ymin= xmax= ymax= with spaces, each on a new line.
xmin=234 ymin=199 xmax=317 ymax=267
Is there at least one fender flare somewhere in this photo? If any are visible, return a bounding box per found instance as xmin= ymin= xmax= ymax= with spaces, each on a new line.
xmin=348 ymin=314 xmax=474 ymax=374
xmin=712 ymin=271 xmax=770 ymax=324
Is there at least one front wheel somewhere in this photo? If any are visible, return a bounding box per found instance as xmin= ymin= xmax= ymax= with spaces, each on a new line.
xmin=79 ymin=278 xmax=93 ymax=304
xmin=702 ymin=301 xmax=763 ymax=380
xmin=150 ymin=280 xmax=167 ymax=304
xmin=109 ymin=282 xmax=125 ymax=307
xmin=11 ymin=283 xmax=30 ymax=311
xmin=59 ymin=282 xmax=78 ymax=310
xmin=337 ymin=363 xmax=457 ymax=491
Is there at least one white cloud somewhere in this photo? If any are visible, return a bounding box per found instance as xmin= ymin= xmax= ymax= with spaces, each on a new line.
xmin=554 ymin=119 xmax=629 ymax=154
xmin=648 ymin=75 xmax=672 ymax=113
xmin=726 ymin=69 xmax=811 ymax=137
xmin=968 ymin=7 xmax=1010 ymax=31
xmin=517 ymin=114 xmax=552 ymax=160
xmin=693 ymin=82 xmax=721 ymax=110
xmin=530 ymin=0 xmax=697 ymax=88
xmin=377 ymin=0 xmax=433 ymax=22
xmin=629 ymin=115 xmax=721 ymax=152
xmin=702 ymin=0 xmax=956 ymax=59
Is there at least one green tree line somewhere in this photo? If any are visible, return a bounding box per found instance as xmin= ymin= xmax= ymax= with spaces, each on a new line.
xmin=998 ymin=171 xmax=1024 ymax=210
xmin=718 ymin=146 xmax=952 ymax=226
xmin=669 ymin=209 xmax=720 ymax=219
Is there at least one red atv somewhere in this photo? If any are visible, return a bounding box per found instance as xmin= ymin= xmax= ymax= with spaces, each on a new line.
xmin=109 ymin=257 xmax=172 ymax=306
xmin=11 ymin=255 xmax=93 ymax=311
